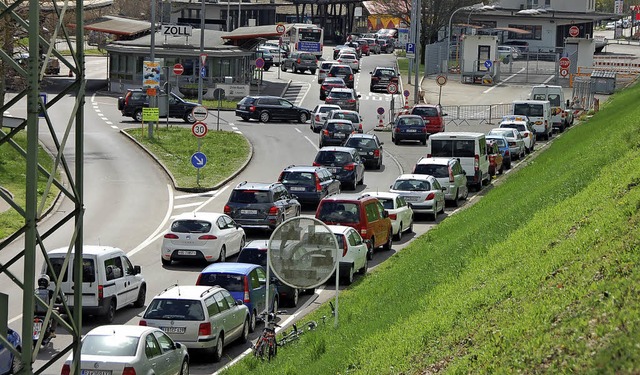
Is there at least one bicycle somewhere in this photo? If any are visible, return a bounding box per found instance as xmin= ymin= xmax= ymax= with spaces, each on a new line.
xmin=253 ymin=310 xmax=286 ymax=361
xmin=278 ymin=320 xmax=318 ymax=347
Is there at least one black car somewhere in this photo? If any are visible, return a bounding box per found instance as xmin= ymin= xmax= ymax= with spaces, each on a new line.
xmin=320 ymin=77 xmax=347 ymax=100
xmin=377 ymin=38 xmax=394 ymax=53
xmin=237 ymin=240 xmax=306 ymax=307
xmin=392 ymin=115 xmax=428 ymax=145
xmin=344 ymin=133 xmax=384 ymax=169
xmin=319 ymin=119 xmax=356 ymax=148
xmin=256 ymin=48 xmax=274 ymax=71
xmin=313 ymin=147 xmax=365 ymax=190
xmin=235 ymin=96 xmax=311 ymax=123
xmin=370 ymin=66 xmax=399 ymax=92
xmin=324 ymin=88 xmax=360 ymax=112
xmin=224 ymin=181 xmax=301 ymax=231
xmin=117 ymin=88 xmax=199 ymax=123
xmin=327 ymin=64 xmax=355 ymax=89
xmin=277 ymin=165 xmax=341 ymax=206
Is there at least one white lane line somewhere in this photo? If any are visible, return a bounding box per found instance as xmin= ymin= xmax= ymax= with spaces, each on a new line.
xmin=193 ymin=185 xmax=230 ymax=213
xmin=298 ymin=82 xmax=311 ymax=106
xmin=175 ymin=191 xmax=218 ymax=200
xmin=110 ymin=125 xmax=119 ymax=129
xmin=304 ymin=135 xmax=319 ymax=151
xmin=295 ymin=128 xmax=302 ymax=133
xmin=543 ymin=75 xmax=555 ymax=84
xmin=234 ymin=131 xmax=242 ymax=134
xmin=173 ymin=202 xmax=203 ymax=209
xmin=128 ymin=184 xmax=174 ymax=257
xmin=106 ymin=121 xmax=113 ymax=125
xmin=483 ymin=67 xmax=526 ymax=93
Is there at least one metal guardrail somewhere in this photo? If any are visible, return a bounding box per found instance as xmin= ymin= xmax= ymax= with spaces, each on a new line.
xmin=440 ymin=104 xmax=513 ymax=126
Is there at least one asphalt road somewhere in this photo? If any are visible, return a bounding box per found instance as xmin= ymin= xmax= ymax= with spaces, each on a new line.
xmin=3 ymin=42 xmax=625 ymax=373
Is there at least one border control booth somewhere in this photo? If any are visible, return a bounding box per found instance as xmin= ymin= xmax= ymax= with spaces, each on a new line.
xmin=460 ymin=35 xmax=499 ymax=85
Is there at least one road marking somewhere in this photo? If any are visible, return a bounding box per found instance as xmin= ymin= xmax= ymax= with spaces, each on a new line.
xmin=234 ymin=130 xmax=242 ymax=134
xmin=193 ymin=185 xmax=230 ymax=213
xmin=483 ymin=67 xmax=526 ymax=93
xmin=295 ymin=128 xmax=302 ymax=133
xmin=173 ymin=202 xmax=203 ymax=209
xmin=543 ymin=74 xmax=555 ymax=84
xmin=128 ymin=184 xmax=174 ymax=257
xmin=304 ymin=135 xmax=319 ymax=151
xmin=110 ymin=125 xmax=118 ymax=129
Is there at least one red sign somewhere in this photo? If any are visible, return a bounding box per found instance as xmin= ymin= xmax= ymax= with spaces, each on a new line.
xmin=560 ymin=68 xmax=569 ymax=78
xmin=569 ymin=26 xmax=579 ymax=37
xmin=559 ymin=57 xmax=571 ymax=69
xmin=276 ymin=24 xmax=286 ymax=34
xmin=387 ymin=82 xmax=398 ymax=94
xmin=173 ymin=63 xmax=184 ymax=75
xmin=191 ymin=121 xmax=208 ymax=138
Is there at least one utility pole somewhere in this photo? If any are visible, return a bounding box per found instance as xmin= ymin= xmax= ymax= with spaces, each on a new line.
xmin=198 ymin=0 xmax=205 ymax=105
xmin=149 ymin=0 xmax=156 ymax=139
xmin=413 ymin=1 xmax=421 ymax=105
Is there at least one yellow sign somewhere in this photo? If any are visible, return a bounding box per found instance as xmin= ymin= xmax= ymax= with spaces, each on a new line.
xmin=143 ymin=107 xmax=159 ymax=122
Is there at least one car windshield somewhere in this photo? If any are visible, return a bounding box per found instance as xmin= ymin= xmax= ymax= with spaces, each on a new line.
xmin=412 ymin=107 xmax=438 ymax=117
xmin=317 ymin=202 xmax=360 ymax=223
xmin=198 ymin=273 xmax=244 ymax=292
xmin=170 ymin=219 xmax=212 ymax=233
xmin=413 ymin=164 xmax=449 ymax=178
xmin=144 ymin=299 xmax=204 ymax=321
xmin=501 ymin=124 xmax=526 ymax=131
xmin=345 ymin=137 xmax=376 ymax=149
xmin=237 ymin=249 xmax=267 ymax=267
xmin=82 ymin=335 xmax=139 ymax=356
xmin=430 ymin=139 xmax=476 ymax=158
xmin=229 ymin=190 xmax=271 ymax=204
xmin=315 ymin=151 xmax=352 ymax=165
xmin=393 ymin=179 xmax=431 ymax=191
xmin=280 ymin=171 xmax=315 ymax=185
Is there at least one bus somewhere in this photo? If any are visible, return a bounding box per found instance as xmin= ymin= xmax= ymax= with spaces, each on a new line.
xmin=287 ymin=24 xmax=324 ymax=59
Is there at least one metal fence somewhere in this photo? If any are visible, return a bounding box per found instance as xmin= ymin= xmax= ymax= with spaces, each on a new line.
xmin=424 ymin=40 xmax=448 ymax=75
xmin=440 ymin=104 xmax=513 ymax=126
xmin=497 ymin=51 xmax=561 ymax=84
xmin=571 ymin=77 xmax=596 ymax=111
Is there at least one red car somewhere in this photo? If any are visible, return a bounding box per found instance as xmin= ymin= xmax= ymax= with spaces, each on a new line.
xmin=356 ymin=39 xmax=370 ymax=56
xmin=320 ymin=77 xmax=347 ymax=100
xmin=486 ymin=140 xmax=504 ymax=176
xmin=410 ymin=104 xmax=446 ymax=134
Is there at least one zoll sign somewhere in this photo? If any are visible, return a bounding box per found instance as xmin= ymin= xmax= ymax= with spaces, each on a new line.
xmin=162 ymin=24 xmax=193 ymax=37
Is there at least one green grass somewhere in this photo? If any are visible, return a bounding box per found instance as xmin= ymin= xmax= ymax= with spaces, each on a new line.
xmin=397 ymin=57 xmax=426 ymax=81
xmin=0 ymin=131 xmax=60 ymax=239
xmin=125 ymin=126 xmax=250 ymax=189
xmin=221 ymin=83 xmax=640 ymax=374
xmin=182 ymin=97 xmax=238 ymax=110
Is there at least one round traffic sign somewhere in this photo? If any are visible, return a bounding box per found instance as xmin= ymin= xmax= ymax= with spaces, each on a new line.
xmin=387 ymin=82 xmax=398 ymax=95
xmin=484 ymin=60 xmax=493 ymax=69
xmin=559 ymin=57 xmax=571 ymax=69
xmin=276 ymin=24 xmax=286 ymax=34
xmin=377 ymin=107 xmax=385 ymax=115
xmin=403 ymin=89 xmax=410 ymax=98
xmin=191 ymin=105 xmax=208 ymax=121
xmin=255 ymin=57 xmax=265 ymax=69
xmin=560 ymin=68 xmax=569 ymax=77
xmin=569 ymin=25 xmax=580 ymax=37
xmin=436 ymin=75 xmax=448 ymax=86
xmin=173 ymin=63 xmax=184 ymax=75
xmin=191 ymin=121 xmax=208 ymax=138
xmin=191 ymin=152 xmax=207 ymax=169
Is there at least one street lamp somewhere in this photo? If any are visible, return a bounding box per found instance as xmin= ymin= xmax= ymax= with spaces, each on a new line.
xmin=447 ymin=2 xmax=484 ymax=72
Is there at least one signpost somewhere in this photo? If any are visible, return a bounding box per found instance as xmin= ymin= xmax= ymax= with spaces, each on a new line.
xmin=277 ymin=24 xmax=286 ymax=79
xmin=387 ymin=83 xmax=398 ymax=122
xmin=191 ymin=152 xmax=207 ymax=169
xmin=405 ymin=42 xmax=416 ymax=59
xmin=569 ymin=25 xmax=580 ymax=37
xmin=192 ymin=106 xmax=208 ymax=122
xmin=191 ymin=121 xmax=208 ymax=138
xmin=173 ymin=63 xmax=184 ymax=75
xmin=559 ymin=56 xmax=571 ymax=77
xmin=436 ymin=75 xmax=447 ymax=106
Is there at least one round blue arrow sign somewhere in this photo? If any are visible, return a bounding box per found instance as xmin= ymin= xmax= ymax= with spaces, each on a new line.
xmin=191 ymin=151 xmax=207 ymax=169
xmin=484 ymin=60 xmax=493 ymax=69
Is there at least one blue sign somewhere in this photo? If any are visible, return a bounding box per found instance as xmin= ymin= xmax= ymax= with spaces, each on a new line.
xmin=200 ymin=66 xmax=207 ymax=78
xmin=191 ymin=152 xmax=207 ymax=169
xmin=297 ymin=41 xmax=321 ymax=53
xmin=377 ymin=107 xmax=385 ymax=115
xmin=38 ymin=93 xmax=47 ymax=118
xmin=255 ymin=57 xmax=265 ymax=69
xmin=405 ymin=43 xmax=416 ymax=55
xmin=484 ymin=60 xmax=493 ymax=69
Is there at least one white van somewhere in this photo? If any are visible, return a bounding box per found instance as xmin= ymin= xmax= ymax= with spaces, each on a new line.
xmin=529 ymin=85 xmax=573 ymax=132
xmin=42 ymin=246 xmax=146 ymax=323
xmin=512 ymin=100 xmax=553 ymax=140
xmin=426 ymin=132 xmax=490 ymax=191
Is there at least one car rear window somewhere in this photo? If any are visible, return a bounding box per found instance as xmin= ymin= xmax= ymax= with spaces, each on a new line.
xmin=82 ymin=335 xmax=138 ymax=356
xmin=317 ymin=202 xmax=360 ymax=223
xmin=412 ymin=107 xmax=438 ymax=117
xmin=331 ymin=67 xmax=352 ymax=75
xmin=413 ymin=164 xmax=449 ymax=178
xmin=170 ymin=219 xmax=212 ymax=233
xmin=315 ymin=151 xmax=352 ymax=165
xmin=514 ymin=103 xmax=543 ymax=117
xmin=321 ymin=62 xmax=335 ymax=69
xmin=392 ymin=179 xmax=432 ymax=191
xmin=431 ymin=139 xmax=476 ymax=158
xmin=300 ymin=54 xmax=316 ymax=61
xmin=47 ymin=257 xmax=96 ymax=283
xmin=328 ymin=91 xmax=353 ymax=99
xmin=280 ymin=171 xmax=316 ymax=185
xmin=326 ymin=122 xmax=354 ymax=132
xmin=345 ymin=137 xmax=375 ymax=149
xmin=238 ymin=97 xmax=256 ymax=105
xmin=237 ymin=248 xmax=267 ymax=267
xmin=324 ymin=78 xmax=345 ymax=85
xmin=229 ymin=190 xmax=271 ymax=204
xmin=198 ymin=273 xmax=245 ymax=292
xmin=331 ymin=112 xmax=358 ymax=123
xmin=375 ymin=69 xmax=396 ymax=77
xmin=319 ymin=106 xmax=337 ymax=113
xmin=144 ymin=299 xmax=204 ymax=321
xmin=397 ymin=117 xmax=423 ymax=126
xmin=375 ymin=197 xmax=394 ymax=210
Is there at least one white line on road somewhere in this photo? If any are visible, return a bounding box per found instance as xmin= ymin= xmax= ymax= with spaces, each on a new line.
xmin=110 ymin=125 xmax=118 ymax=129
xmin=173 ymin=202 xmax=203 ymax=209
xmin=295 ymin=128 xmax=302 ymax=133
xmin=304 ymin=136 xmax=319 ymax=151
xmin=483 ymin=67 xmax=526 ymax=93
xmin=128 ymin=184 xmax=174 ymax=257
xmin=543 ymin=74 xmax=555 ymax=84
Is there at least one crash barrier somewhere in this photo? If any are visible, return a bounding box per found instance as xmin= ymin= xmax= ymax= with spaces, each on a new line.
xmin=439 ymin=104 xmax=513 ymax=126
xmin=592 ymin=56 xmax=640 ymax=72
xmin=570 ymin=67 xmax=638 ymax=91
xmin=571 ymin=77 xmax=596 ymax=112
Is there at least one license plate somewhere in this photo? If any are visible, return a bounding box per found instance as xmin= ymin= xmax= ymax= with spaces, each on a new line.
xmin=329 ymin=167 xmax=339 ymax=173
xmin=406 ymin=129 xmax=417 ymax=133
xmin=178 ymin=250 xmax=197 ymax=256
xmin=404 ymin=196 xmax=419 ymax=201
xmin=81 ymin=371 xmax=112 ymax=375
xmin=335 ymin=133 xmax=345 ymax=138
xmin=161 ymin=326 xmax=186 ymax=334
xmin=239 ymin=106 xmax=245 ymax=110
xmin=358 ymin=152 xmax=368 ymax=156
xmin=241 ymin=209 xmax=258 ymax=214
xmin=290 ymin=187 xmax=305 ymax=191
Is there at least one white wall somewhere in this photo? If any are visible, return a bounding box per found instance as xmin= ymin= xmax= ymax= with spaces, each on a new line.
xmin=497 ymin=0 xmax=594 ymax=12
xmin=461 ymin=35 xmax=498 ymax=73
xmin=496 ymin=18 xmax=557 ymax=52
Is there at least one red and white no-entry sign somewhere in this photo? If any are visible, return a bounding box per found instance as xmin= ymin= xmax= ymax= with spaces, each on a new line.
xmin=569 ymin=26 xmax=580 ymax=37
xmin=559 ymin=57 xmax=571 ymax=70
xmin=173 ymin=63 xmax=184 ymax=75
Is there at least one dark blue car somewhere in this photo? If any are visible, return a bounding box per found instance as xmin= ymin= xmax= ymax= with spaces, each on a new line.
xmin=196 ymin=262 xmax=278 ymax=333
xmin=278 ymin=165 xmax=341 ymax=206
xmin=486 ymin=135 xmax=512 ymax=169
xmin=0 ymin=328 xmax=21 ymax=375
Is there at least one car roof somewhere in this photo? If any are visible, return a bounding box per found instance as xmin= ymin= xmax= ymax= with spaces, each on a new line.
xmin=361 ymin=191 xmax=400 ymax=199
xmin=318 ymin=146 xmax=357 ymax=153
xmin=200 ymin=262 xmax=261 ymax=274
xmin=429 ymin=131 xmax=485 ymax=138
xmin=48 ymin=245 xmax=123 ymax=256
xmin=87 ymin=324 xmax=156 ymax=337
xmin=154 ymin=285 xmax=221 ymax=299
xmin=396 ymin=174 xmax=434 ymax=181
xmin=348 ymin=133 xmax=375 ymax=139
xmin=234 ymin=181 xmax=278 ymax=190
xmin=172 ymin=212 xmax=226 ymax=222
xmin=416 ymin=157 xmax=454 ymax=165
xmin=283 ymin=165 xmax=326 ymax=172
xmin=326 ymin=118 xmax=353 ymax=123
xmin=243 ymin=239 xmax=269 ymax=249
xmin=321 ymin=193 xmax=371 ymax=202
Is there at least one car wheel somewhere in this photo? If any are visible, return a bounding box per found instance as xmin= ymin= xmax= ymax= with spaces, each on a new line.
xmin=10 ymin=347 xmax=22 ymax=374
xmin=377 ymin=156 xmax=383 ymax=170
xmin=298 ymin=112 xmax=309 ymax=123
xmin=367 ymin=237 xmax=375 ymax=259
xmin=394 ymin=137 xmax=399 ymax=145
xmin=133 ymin=109 xmax=143 ymax=122
xmin=180 ymin=359 xmax=189 ymax=375
xmin=218 ymin=246 xmax=226 ymax=262
xmin=452 ymin=189 xmax=460 ymax=207
xmin=240 ymin=318 xmax=249 ymax=343
xmin=525 ymin=146 xmax=530 ymax=154
xmin=104 ymin=299 xmax=116 ymax=324
xmin=320 ymin=94 xmax=325 ymax=100
xmin=259 ymin=111 xmax=271 ymax=123
xmin=382 ymin=230 xmax=393 ymax=250
xmin=133 ymin=284 xmax=146 ymax=308
xmin=239 ymin=236 xmax=246 ymax=252
xmin=394 ymin=223 xmax=403 ymax=241
xmin=421 ymin=138 xmax=427 ymax=145
xmin=288 ymin=289 xmax=299 ymax=307
xmin=249 ymin=310 xmax=257 ymax=333
xmin=341 ymin=265 xmax=354 ymax=285
xmin=358 ymin=172 xmax=364 ymax=185
xmin=433 ymin=206 xmax=439 ymax=221
xmin=530 ymin=143 xmax=535 ymax=152
xmin=271 ymin=297 xmax=278 ymax=314
xmin=281 ymin=64 xmax=286 ymax=72
xmin=350 ymin=175 xmax=357 ymax=190
xmin=212 ymin=335 xmax=223 ymax=362
xmin=408 ymin=218 xmax=414 ymax=233
xmin=161 ymin=257 xmax=171 ymax=266
xmin=310 ymin=69 xmax=316 ymax=75
xmin=184 ymin=111 xmax=196 ymax=123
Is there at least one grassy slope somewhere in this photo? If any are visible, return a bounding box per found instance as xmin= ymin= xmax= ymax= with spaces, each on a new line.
xmin=222 ymin=84 xmax=640 ymax=374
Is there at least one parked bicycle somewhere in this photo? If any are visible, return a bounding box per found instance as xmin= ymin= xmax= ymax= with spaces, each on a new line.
xmin=253 ymin=310 xmax=286 ymax=361
xmin=278 ymin=319 xmax=318 ymax=347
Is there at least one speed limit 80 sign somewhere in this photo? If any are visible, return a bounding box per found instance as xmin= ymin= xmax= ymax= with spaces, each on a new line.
xmin=191 ymin=121 xmax=208 ymax=138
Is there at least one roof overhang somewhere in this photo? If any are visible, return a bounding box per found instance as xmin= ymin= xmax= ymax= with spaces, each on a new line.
xmin=69 ymin=16 xmax=150 ymax=36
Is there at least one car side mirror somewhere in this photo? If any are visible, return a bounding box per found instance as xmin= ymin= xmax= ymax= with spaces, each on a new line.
xmin=380 ymin=142 xmax=384 ymax=145
xmin=134 ymin=265 xmax=141 ymax=274
xmin=357 ymin=95 xmax=361 ymax=98
xmin=382 ymin=210 xmax=389 ymax=218
xmin=236 ymin=299 xmax=244 ymax=306
xmin=443 ymin=113 xmax=448 ymax=116
xmin=369 ymin=71 xmax=373 ymax=74
xmin=442 ymin=187 xmax=447 ymax=192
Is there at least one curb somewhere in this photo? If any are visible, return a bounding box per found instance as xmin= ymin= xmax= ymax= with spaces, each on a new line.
xmin=280 ymin=79 xmax=293 ymax=97
xmin=119 ymin=128 xmax=254 ymax=193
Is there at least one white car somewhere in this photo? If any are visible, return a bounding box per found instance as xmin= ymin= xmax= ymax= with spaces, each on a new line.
xmin=336 ymin=53 xmax=360 ymax=72
xmin=498 ymin=45 xmax=519 ymax=61
xmin=361 ymin=192 xmax=413 ymax=241
xmin=488 ymin=128 xmax=526 ymax=160
xmin=499 ymin=115 xmax=536 ymax=153
xmin=310 ymin=104 xmax=341 ymax=133
xmin=390 ymin=174 xmax=446 ymax=221
xmin=327 ymin=225 xmax=369 ymax=285
xmin=605 ymin=21 xmax=616 ymax=30
xmin=60 ymin=325 xmax=189 ymax=375
xmin=161 ymin=212 xmax=246 ymax=266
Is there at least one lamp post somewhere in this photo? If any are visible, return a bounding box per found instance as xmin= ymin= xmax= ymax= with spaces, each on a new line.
xmin=447 ymin=2 xmax=484 ymax=72
xmin=198 ymin=0 xmax=205 ymax=105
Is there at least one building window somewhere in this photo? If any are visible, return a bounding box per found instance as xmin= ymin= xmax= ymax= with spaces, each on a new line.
xmin=508 ymin=24 xmax=542 ymax=40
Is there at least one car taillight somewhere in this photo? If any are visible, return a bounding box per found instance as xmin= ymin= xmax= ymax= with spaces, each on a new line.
xmin=297 ymin=58 xmax=301 ymax=64
xmin=427 ymin=153 xmax=432 ymax=158
xmin=342 ymin=236 xmax=348 ymax=257
xmin=388 ymin=213 xmax=397 ymax=220
xmin=278 ymin=172 xmax=284 ymax=182
xmin=98 ymin=285 xmax=103 ymax=300
xmin=358 ymin=123 xmax=363 ymax=132
xmin=139 ymin=320 xmax=147 ymax=326
xmin=508 ymin=142 xmax=515 ymax=146
xmin=391 ymin=77 xmax=399 ymax=82
xmin=249 ymin=106 xmax=256 ymax=112
xmin=474 ymin=154 xmax=480 ymax=172
xmin=394 ymin=127 xmax=400 ymax=133
xmin=360 ymin=228 xmax=367 ymax=236
xmin=372 ymin=77 xmax=379 ymax=81
xmin=449 ymin=166 xmax=455 ymax=183
xmin=164 ymin=233 xmax=179 ymax=239
xmin=313 ymin=161 xmax=321 ymax=166
xmin=61 ymin=365 xmax=70 ymax=375
xmin=124 ymin=92 xmax=131 ymax=105
xmin=425 ymin=192 xmax=435 ymax=200
xmin=505 ymin=150 xmax=510 ymax=156
xmin=122 ymin=367 xmax=136 ymax=375
xmin=268 ymin=206 xmax=279 ymax=215
xmin=420 ymin=127 xmax=427 ymax=133
xmin=328 ymin=73 xmax=334 ymax=77
xmin=243 ymin=277 xmax=250 ymax=303
xmin=349 ymin=74 xmax=353 ymax=80
xmin=199 ymin=322 xmax=212 ymax=336
xmin=199 ymin=234 xmax=217 ymax=240
xmin=337 ymin=59 xmax=342 ymax=63
xmin=347 ymin=99 xmax=356 ymax=103
xmin=323 ymin=130 xmax=329 ymax=135
xmin=344 ymin=163 xmax=355 ymax=171
xmin=316 ymin=176 xmax=322 ymax=192
xmin=224 ymin=205 xmax=231 ymax=214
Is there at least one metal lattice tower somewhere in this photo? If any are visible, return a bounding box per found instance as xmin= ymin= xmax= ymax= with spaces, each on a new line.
xmin=0 ymin=0 xmax=85 ymax=373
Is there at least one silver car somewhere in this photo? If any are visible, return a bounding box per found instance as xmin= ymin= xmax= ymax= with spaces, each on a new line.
xmin=390 ymin=174 xmax=446 ymax=221
xmin=412 ymin=157 xmax=469 ymax=206
xmin=310 ymin=104 xmax=341 ymax=133
xmin=488 ymin=128 xmax=526 ymax=160
xmin=140 ymin=285 xmax=249 ymax=362
xmin=61 ymin=325 xmax=189 ymax=375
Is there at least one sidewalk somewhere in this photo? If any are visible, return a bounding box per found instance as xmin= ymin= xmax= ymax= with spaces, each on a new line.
xmin=250 ymin=78 xmax=291 ymax=98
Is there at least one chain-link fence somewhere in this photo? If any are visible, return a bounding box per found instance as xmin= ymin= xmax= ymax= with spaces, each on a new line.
xmin=440 ymin=104 xmax=513 ymax=126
